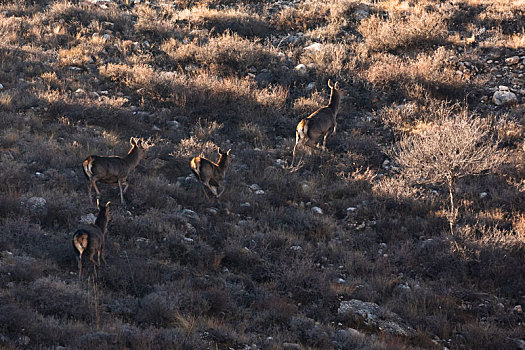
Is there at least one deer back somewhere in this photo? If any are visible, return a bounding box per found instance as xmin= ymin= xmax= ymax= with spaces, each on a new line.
xmin=304 ymin=108 xmax=336 ymax=139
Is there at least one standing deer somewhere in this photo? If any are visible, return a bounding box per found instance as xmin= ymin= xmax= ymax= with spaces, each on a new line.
xmin=291 ymin=80 xmax=342 ymax=167
xmin=190 ymin=148 xmax=232 ymax=198
xmin=72 ymin=200 xmax=111 ymax=277
xmin=83 ymin=137 xmax=149 ymax=205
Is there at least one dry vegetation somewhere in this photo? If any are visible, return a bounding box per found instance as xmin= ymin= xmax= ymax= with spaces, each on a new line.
xmin=0 ymin=0 xmax=524 ymax=349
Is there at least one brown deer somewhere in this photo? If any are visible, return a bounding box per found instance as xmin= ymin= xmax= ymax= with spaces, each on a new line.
xmin=72 ymin=200 xmax=111 ymax=277
xmin=291 ymin=80 xmax=342 ymax=167
xmin=190 ymin=148 xmax=232 ymax=198
xmin=83 ymin=137 xmax=149 ymax=205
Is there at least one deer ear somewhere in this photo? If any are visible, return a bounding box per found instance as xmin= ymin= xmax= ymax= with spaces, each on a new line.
xmin=105 ymin=201 xmax=111 ymax=207
xmin=328 ymin=79 xmax=333 ymax=88
xmin=334 ymin=81 xmax=339 ymax=89
xmin=227 ymin=149 xmax=231 ymax=155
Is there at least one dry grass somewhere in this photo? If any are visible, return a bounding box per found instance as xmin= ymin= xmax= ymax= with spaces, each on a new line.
xmin=0 ymin=0 xmax=524 ymax=349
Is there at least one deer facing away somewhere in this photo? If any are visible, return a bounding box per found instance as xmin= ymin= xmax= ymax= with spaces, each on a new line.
xmin=72 ymin=200 xmax=111 ymax=277
xmin=83 ymin=137 xmax=149 ymax=205
xmin=190 ymin=148 xmax=232 ymax=198
xmin=291 ymin=80 xmax=342 ymax=167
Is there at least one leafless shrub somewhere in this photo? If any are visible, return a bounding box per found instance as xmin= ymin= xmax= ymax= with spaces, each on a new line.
xmin=393 ymin=111 xmax=503 ymax=233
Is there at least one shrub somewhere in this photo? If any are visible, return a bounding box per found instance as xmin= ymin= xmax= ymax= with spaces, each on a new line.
xmin=393 ymin=110 xmax=503 ymax=233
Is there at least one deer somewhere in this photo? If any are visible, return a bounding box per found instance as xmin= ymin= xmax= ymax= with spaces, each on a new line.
xmin=72 ymin=200 xmax=111 ymax=277
xmin=83 ymin=137 xmax=149 ymax=205
xmin=291 ymin=80 xmax=343 ymax=167
xmin=190 ymin=148 xmax=232 ymax=199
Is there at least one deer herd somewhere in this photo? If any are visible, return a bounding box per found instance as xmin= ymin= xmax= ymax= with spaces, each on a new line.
xmin=73 ymin=80 xmax=343 ymax=277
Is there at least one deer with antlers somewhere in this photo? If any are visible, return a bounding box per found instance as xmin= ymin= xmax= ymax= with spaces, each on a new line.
xmin=291 ymin=80 xmax=343 ymax=167
xmin=72 ymin=200 xmax=111 ymax=277
xmin=190 ymin=148 xmax=232 ymax=199
xmin=83 ymin=137 xmax=150 ymax=205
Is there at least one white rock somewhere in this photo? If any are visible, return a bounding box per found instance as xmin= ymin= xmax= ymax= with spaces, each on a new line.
xmin=505 ymin=56 xmax=520 ymax=65
xmin=255 ymin=190 xmax=265 ymax=195
xmin=290 ymin=245 xmax=302 ymax=251
xmin=295 ymin=64 xmax=307 ymax=75
xmin=80 ymin=213 xmax=97 ymax=225
xmin=103 ymin=34 xmax=110 ymax=40
xmin=249 ymin=184 xmax=261 ymax=191
xmin=479 ymin=192 xmax=488 ymax=199
xmin=306 ymin=82 xmax=316 ymax=91
xmin=304 ymin=43 xmax=322 ymax=51
xmin=346 ymin=207 xmax=357 ymax=212
xmin=311 ymin=206 xmax=323 ymax=214
xmin=166 ymin=120 xmax=180 ymax=129
xmin=0 ymin=83 xmax=4 ymax=89
xmin=337 ymin=278 xmax=346 ymax=284
xmin=493 ymin=91 xmax=518 ymax=106
xmin=382 ymin=159 xmax=390 ymax=168
xmin=240 ymin=202 xmax=251 ymax=207
xmin=301 ymin=183 xmax=310 ymax=192
xmin=181 ymin=209 xmax=199 ymax=220
xmin=513 ymin=305 xmax=522 ymax=313
xmin=498 ymin=85 xmax=510 ymax=91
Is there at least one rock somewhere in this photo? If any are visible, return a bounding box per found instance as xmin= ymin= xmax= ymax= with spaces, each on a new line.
xmin=301 ymin=183 xmax=310 ymax=192
xmin=248 ymin=66 xmax=257 ymax=74
xmin=25 ymin=197 xmax=47 ymax=214
xmin=338 ymin=299 xmax=416 ymax=337
xmin=295 ymin=64 xmax=307 ymax=75
xmin=513 ymin=305 xmax=522 ymax=313
xmin=479 ymin=192 xmax=488 ymax=199
xmin=274 ymin=159 xmax=286 ymax=167
xmin=306 ymin=82 xmax=316 ymax=91
xmin=16 ymin=336 xmax=30 ymax=346
xmin=255 ymin=190 xmax=265 ymax=195
xmin=304 ymin=43 xmax=322 ymax=51
xmin=311 ymin=206 xmax=323 ymax=214
xmin=249 ymin=184 xmax=261 ymax=191
xmin=346 ymin=207 xmax=357 ymax=212
xmin=240 ymin=202 xmax=251 ymax=207
xmin=103 ymin=33 xmax=110 ymax=40
xmin=498 ymin=85 xmax=510 ymax=91
xmin=80 ymin=213 xmax=97 ymax=225
xmin=337 ymin=278 xmax=346 ymax=284
xmin=282 ymin=343 xmax=301 ymax=350
xmin=382 ymin=159 xmax=390 ymax=168
xmin=290 ymin=245 xmax=302 ymax=251
xmin=492 ymin=91 xmax=518 ymax=106
xmin=505 ymin=56 xmax=520 ymax=65
xmin=74 ymin=88 xmax=85 ymax=94
xmin=255 ymin=71 xmax=273 ymax=84
xmin=181 ymin=209 xmax=199 ymax=221
xmin=0 ymin=83 xmax=4 ymax=89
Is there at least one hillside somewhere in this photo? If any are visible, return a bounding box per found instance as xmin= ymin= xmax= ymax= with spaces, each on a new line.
xmin=0 ymin=0 xmax=524 ymax=349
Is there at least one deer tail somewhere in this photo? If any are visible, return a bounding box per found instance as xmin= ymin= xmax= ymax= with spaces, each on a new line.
xmin=190 ymin=157 xmax=202 ymax=181
xmin=297 ymin=119 xmax=308 ymax=142
xmin=73 ymin=230 xmax=89 ymax=254
xmin=82 ymin=157 xmax=93 ymax=180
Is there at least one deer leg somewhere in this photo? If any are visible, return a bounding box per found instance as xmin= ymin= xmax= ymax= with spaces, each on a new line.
xmin=92 ymin=181 xmax=102 ymax=204
xmin=322 ymin=133 xmax=329 ymax=151
xmin=89 ymin=253 xmax=98 ymax=267
xmin=292 ymin=142 xmax=299 ymax=167
xmin=122 ymin=181 xmax=129 ymax=194
xmin=78 ymin=253 xmax=83 ymax=278
xmin=217 ymin=186 xmax=225 ymax=198
xmin=118 ymin=179 xmax=125 ymax=204
xmin=206 ymin=182 xmax=219 ymax=197
xmin=88 ymin=182 xmax=93 ymax=205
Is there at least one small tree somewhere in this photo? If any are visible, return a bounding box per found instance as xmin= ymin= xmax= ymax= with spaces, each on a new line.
xmin=393 ymin=111 xmax=502 ymax=234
